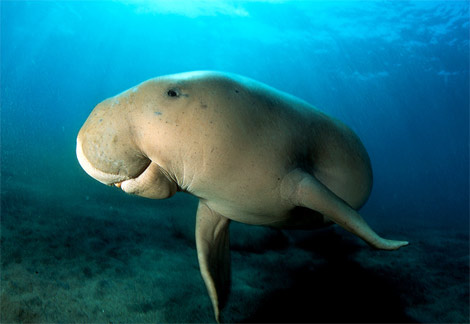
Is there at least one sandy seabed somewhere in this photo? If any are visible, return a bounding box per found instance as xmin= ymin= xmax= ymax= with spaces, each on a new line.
xmin=1 ymin=177 xmax=468 ymax=323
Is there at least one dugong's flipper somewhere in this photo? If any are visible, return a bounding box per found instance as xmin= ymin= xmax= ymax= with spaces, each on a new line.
xmin=282 ymin=170 xmax=409 ymax=250
xmin=195 ymin=201 xmax=231 ymax=323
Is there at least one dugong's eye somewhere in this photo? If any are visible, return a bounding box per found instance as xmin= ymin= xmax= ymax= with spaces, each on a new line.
xmin=167 ymin=89 xmax=179 ymax=98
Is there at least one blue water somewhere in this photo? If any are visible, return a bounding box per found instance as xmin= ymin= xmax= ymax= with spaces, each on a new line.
xmin=1 ymin=1 xmax=468 ymax=323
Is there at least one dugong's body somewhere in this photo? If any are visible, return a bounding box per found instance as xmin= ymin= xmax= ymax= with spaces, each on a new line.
xmin=76 ymin=71 xmax=408 ymax=322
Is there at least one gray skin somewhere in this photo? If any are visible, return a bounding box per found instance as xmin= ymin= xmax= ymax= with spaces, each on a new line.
xmin=76 ymin=71 xmax=408 ymax=322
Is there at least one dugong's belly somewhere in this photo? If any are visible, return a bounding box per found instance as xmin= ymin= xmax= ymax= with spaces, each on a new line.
xmin=203 ymin=182 xmax=332 ymax=228
xmin=196 ymin=158 xmax=293 ymax=225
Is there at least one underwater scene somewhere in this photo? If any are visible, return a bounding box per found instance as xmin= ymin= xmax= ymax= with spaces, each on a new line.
xmin=1 ymin=1 xmax=469 ymax=323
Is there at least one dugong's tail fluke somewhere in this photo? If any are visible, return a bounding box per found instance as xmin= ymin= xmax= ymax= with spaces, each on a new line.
xmin=195 ymin=201 xmax=231 ymax=323
xmin=282 ymin=169 xmax=409 ymax=250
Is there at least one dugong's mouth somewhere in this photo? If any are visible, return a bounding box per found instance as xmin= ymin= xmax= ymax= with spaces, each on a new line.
xmin=112 ymin=178 xmax=141 ymax=190
xmin=110 ymin=177 xmax=136 ymax=189
xmin=76 ymin=136 xmax=150 ymax=187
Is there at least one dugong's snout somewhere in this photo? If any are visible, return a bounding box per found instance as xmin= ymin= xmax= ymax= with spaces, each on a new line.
xmin=76 ymin=101 xmax=150 ymax=186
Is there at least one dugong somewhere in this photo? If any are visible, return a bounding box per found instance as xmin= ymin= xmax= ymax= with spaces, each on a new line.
xmin=76 ymin=71 xmax=408 ymax=322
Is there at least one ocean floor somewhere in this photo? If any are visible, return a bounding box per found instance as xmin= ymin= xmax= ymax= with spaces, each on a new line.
xmin=1 ymin=176 xmax=469 ymax=323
